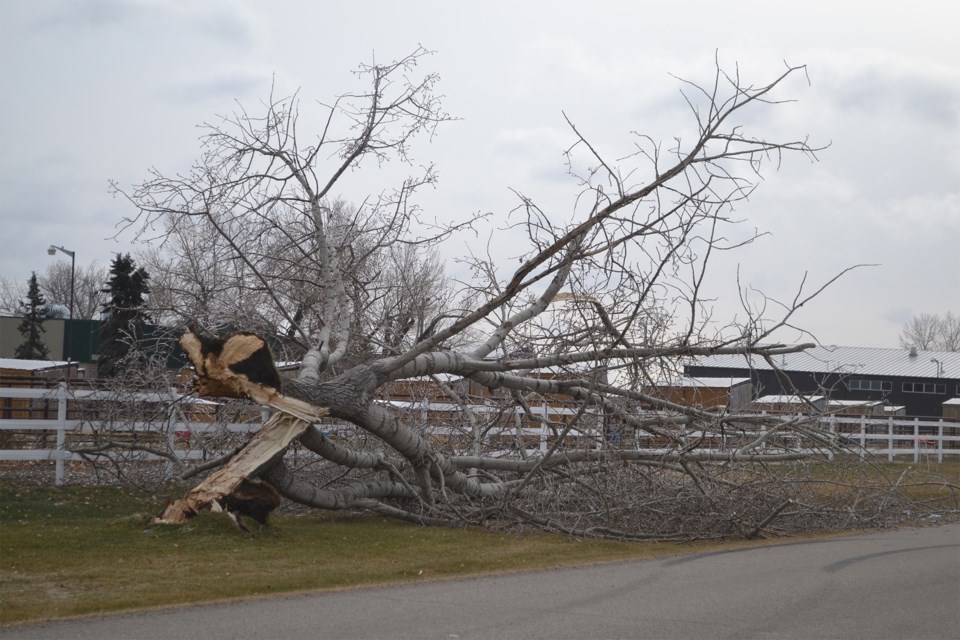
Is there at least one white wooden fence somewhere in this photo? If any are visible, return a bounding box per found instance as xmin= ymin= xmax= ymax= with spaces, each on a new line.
xmin=2 ymin=385 xmax=958 ymax=485
xmin=0 ymin=384 xmax=267 ymax=485
xmin=825 ymin=414 xmax=960 ymax=463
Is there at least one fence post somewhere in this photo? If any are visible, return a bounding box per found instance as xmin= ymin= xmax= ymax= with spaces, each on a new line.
xmin=913 ymin=418 xmax=920 ymax=464
xmin=887 ymin=416 xmax=894 ymax=462
xmin=540 ymin=399 xmax=548 ymax=453
xmin=55 ymin=382 xmax=67 ymax=486
xmin=859 ymin=415 xmax=866 ymax=461
xmin=761 ymin=412 xmax=769 ymax=453
xmin=937 ymin=419 xmax=944 ymax=464
xmin=165 ymin=388 xmax=179 ymax=480
xmin=825 ymin=413 xmax=834 ymax=461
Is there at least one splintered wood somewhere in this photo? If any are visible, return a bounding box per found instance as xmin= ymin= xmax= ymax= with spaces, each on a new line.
xmin=178 ymin=331 xmax=322 ymax=424
xmin=151 ymin=331 xmax=328 ymax=526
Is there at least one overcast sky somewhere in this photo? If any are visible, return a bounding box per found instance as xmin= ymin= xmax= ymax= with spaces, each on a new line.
xmin=1 ymin=0 xmax=957 ymax=348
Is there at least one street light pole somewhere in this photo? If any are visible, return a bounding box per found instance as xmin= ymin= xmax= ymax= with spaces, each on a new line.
xmin=930 ymin=358 xmax=943 ymax=378
xmin=47 ymin=245 xmax=75 ymax=370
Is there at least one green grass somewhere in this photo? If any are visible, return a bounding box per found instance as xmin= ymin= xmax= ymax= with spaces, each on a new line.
xmin=0 ymin=483 xmax=700 ymax=625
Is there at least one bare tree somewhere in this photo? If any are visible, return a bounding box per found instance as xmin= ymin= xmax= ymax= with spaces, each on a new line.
xmin=0 ymin=275 xmax=24 ymax=316
xmin=943 ymin=313 xmax=960 ymax=351
xmin=900 ymin=312 xmax=960 ymax=351
xmin=41 ymin=259 xmax=108 ymax=320
xmin=359 ymin=244 xmax=455 ymax=356
xmin=0 ymin=260 xmax=108 ymax=320
xmin=2 ymin=262 xmax=106 ymax=320
xmin=117 ymin=51 xmax=952 ymax=540
xmin=137 ymin=196 xmax=455 ymax=368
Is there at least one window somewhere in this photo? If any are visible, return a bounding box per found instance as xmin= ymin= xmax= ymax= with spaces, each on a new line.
xmin=848 ymin=379 xmax=891 ymax=392
xmin=902 ymin=382 xmax=946 ymax=394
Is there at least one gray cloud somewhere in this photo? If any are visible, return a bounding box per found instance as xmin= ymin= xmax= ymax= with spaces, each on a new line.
xmin=159 ymin=69 xmax=270 ymax=105
xmin=30 ymin=0 xmax=146 ymax=30
xmin=830 ymin=68 xmax=960 ymax=126
xmin=883 ymin=307 xmax=913 ymax=327
xmin=2 ymin=0 xmax=958 ymax=350
xmin=30 ymin=0 xmax=257 ymax=49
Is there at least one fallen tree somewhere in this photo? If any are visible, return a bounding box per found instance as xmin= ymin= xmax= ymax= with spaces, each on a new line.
xmin=119 ymin=50 xmax=958 ymax=539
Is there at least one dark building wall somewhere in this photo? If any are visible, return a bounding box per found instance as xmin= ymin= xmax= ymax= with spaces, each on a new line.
xmin=0 ymin=317 xmax=64 ymax=359
xmin=66 ymin=319 xmax=100 ymax=362
xmin=685 ymin=365 xmax=958 ymax=418
xmin=0 ymin=317 xmax=99 ymax=362
xmin=1 ymin=316 xmax=187 ymax=370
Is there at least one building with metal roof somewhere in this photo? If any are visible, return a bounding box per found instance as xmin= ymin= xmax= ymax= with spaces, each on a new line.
xmin=686 ymin=345 xmax=960 ymax=418
xmin=647 ymin=376 xmax=753 ymax=411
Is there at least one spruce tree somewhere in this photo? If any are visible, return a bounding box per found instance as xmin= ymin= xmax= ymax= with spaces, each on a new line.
xmin=97 ymin=254 xmax=150 ymax=377
xmin=15 ymin=272 xmax=51 ymax=360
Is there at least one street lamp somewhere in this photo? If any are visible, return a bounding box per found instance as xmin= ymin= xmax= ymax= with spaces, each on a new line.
xmin=930 ymin=358 xmax=943 ymax=378
xmin=47 ymin=245 xmax=75 ymax=369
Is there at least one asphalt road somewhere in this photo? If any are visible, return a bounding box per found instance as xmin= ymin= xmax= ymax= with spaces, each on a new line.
xmin=7 ymin=523 xmax=959 ymax=640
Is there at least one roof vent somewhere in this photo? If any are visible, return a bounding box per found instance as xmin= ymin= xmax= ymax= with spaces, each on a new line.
xmin=909 ymin=347 xmax=918 ymax=358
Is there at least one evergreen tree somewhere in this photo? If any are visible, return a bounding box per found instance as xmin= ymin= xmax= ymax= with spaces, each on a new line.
xmin=98 ymin=254 xmax=150 ymax=377
xmin=15 ymin=272 xmax=50 ymax=360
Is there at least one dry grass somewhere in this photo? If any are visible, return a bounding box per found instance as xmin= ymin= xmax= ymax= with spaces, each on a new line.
xmin=791 ymin=459 xmax=960 ymax=500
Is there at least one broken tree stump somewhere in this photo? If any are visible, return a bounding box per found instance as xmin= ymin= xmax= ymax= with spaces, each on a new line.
xmin=150 ymin=331 xmax=328 ymax=526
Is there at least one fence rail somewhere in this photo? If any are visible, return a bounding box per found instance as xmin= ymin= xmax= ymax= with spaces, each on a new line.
xmin=0 ymin=384 xmax=267 ymax=484
xmin=824 ymin=414 xmax=960 ymax=463
xmin=1 ymin=385 xmax=958 ymax=485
